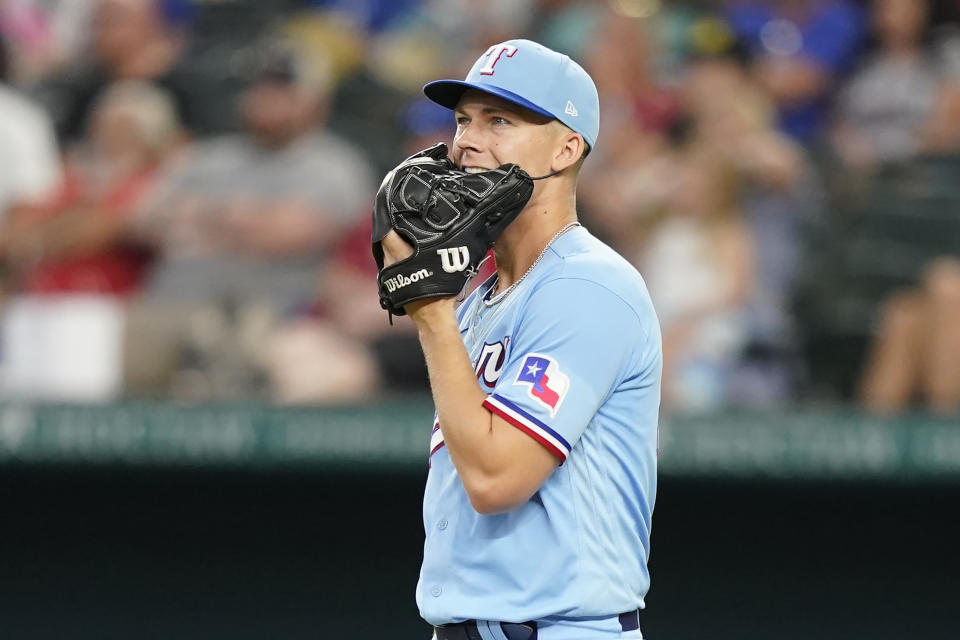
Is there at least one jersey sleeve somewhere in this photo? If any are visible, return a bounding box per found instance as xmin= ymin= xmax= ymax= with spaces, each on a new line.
xmin=482 ymin=277 xmax=650 ymax=463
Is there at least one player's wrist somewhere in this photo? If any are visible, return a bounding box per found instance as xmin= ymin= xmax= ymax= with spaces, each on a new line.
xmin=408 ymin=297 xmax=457 ymax=328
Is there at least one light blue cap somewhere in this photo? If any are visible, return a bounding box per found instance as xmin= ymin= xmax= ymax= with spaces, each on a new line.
xmin=424 ymin=39 xmax=600 ymax=151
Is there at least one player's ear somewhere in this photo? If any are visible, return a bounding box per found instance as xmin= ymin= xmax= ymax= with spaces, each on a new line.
xmin=551 ymin=127 xmax=586 ymax=174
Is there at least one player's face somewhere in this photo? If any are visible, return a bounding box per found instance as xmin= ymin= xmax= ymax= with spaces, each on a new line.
xmin=451 ymin=90 xmax=559 ymax=177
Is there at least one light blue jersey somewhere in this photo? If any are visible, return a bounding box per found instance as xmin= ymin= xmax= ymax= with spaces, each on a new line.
xmin=417 ymin=226 xmax=662 ymax=635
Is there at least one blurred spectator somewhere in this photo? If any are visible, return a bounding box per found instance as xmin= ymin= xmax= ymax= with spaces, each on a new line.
xmin=682 ymin=52 xmax=814 ymax=405
xmin=2 ymin=80 xmax=180 ymax=296
xmin=2 ymin=0 xmax=956 ymax=408
xmin=33 ymin=0 xmax=208 ymax=145
xmin=0 ymin=34 xmax=62 ymax=274
xmin=0 ymin=0 xmax=93 ymax=83
xmin=265 ymin=221 xmax=414 ymax=404
xmin=589 ymin=10 xmax=681 ymax=142
xmin=683 ymin=53 xmax=807 ymax=193
xmin=124 ymin=45 xmax=376 ymax=402
xmin=638 ymin=147 xmax=755 ymax=411
xmin=794 ymin=0 xmax=960 ymax=400
xmin=859 ymin=258 xmax=960 ymax=415
xmin=924 ymin=15 xmax=960 ymax=155
xmin=296 ymin=9 xmax=411 ymax=175
xmin=724 ymin=0 xmax=867 ymax=144
xmin=577 ymin=11 xmax=680 ymax=249
xmin=830 ymin=0 xmax=958 ymax=170
xmin=580 ymin=28 xmax=812 ymax=407
xmin=262 ymin=96 xmax=451 ymax=402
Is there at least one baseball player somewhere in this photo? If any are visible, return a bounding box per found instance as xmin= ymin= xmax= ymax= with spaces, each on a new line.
xmin=375 ymin=39 xmax=661 ymax=640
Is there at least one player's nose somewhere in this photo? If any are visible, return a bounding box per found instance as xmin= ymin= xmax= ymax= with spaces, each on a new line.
xmin=452 ymin=124 xmax=483 ymax=163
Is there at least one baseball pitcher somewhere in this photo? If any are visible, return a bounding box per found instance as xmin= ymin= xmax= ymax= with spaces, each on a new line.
xmin=373 ymin=39 xmax=662 ymax=640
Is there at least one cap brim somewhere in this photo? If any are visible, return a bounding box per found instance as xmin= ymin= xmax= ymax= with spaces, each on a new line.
xmin=423 ymin=79 xmax=555 ymax=120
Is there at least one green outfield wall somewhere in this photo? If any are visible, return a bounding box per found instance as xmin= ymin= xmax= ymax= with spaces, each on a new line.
xmin=0 ymin=401 xmax=957 ymax=639
xmin=2 ymin=401 xmax=959 ymax=480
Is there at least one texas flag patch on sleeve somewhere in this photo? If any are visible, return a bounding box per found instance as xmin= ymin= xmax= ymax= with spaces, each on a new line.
xmin=513 ymin=353 xmax=570 ymax=417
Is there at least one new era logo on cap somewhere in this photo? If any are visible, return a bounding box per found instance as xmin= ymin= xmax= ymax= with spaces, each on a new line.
xmin=423 ymin=39 xmax=600 ymax=150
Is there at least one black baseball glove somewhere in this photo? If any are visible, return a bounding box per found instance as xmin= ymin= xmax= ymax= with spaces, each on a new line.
xmin=372 ymin=143 xmax=534 ymax=316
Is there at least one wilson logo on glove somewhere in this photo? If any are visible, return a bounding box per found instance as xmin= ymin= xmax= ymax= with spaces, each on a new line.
xmin=437 ymin=247 xmax=470 ymax=273
xmin=384 ymin=268 xmax=433 ymax=293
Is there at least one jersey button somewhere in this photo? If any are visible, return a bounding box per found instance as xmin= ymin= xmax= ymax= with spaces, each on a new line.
xmin=431 ymin=585 xmax=443 ymax=597
xmin=437 ymin=519 xmax=448 ymax=530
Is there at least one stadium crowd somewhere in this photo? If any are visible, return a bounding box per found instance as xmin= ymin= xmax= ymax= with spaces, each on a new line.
xmin=0 ymin=0 xmax=958 ymax=415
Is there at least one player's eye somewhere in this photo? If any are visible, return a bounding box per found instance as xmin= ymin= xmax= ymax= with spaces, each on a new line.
xmin=491 ymin=116 xmax=510 ymax=126
xmin=455 ymin=116 xmax=470 ymax=126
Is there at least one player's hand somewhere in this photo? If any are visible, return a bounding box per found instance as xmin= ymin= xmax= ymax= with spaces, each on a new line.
xmin=380 ymin=229 xmax=414 ymax=268
xmin=379 ymin=229 xmax=455 ymax=321
xmin=372 ymin=143 xmax=532 ymax=318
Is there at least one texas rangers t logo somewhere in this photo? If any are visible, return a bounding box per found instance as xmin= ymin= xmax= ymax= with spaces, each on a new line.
xmin=514 ymin=353 xmax=570 ymax=417
xmin=479 ymin=44 xmax=518 ymax=75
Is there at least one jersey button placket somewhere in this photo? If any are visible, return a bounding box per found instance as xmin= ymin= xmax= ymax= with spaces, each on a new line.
xmin=437 ymin=518 xmax=449 ymax=531
xmin=430 ymin=585 xmax=443 ymax=597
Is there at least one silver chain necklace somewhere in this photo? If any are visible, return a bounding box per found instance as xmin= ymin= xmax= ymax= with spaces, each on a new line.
xmin=483 ymin=221 xmax=581 ymax=307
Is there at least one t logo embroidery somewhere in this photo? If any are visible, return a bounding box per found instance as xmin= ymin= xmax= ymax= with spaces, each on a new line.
xmin=479 ymin=44 xmax=518 ymax=75
xmin=437 ymin=246 xmax=470 ymax=273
